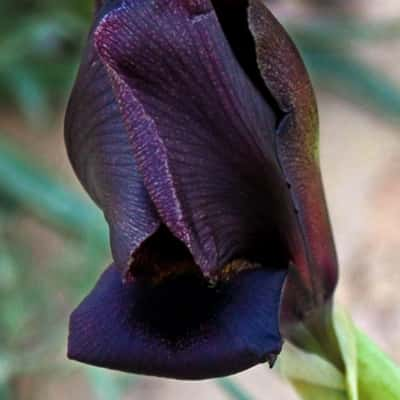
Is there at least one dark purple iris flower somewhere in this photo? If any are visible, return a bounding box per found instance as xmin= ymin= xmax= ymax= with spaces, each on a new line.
xmin=65 ymin=0 xmax=338 ymax=379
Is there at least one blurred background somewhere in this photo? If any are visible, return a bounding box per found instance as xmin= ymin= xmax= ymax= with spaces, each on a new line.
xmin=0 ymin=0 xmax=399 ymax=399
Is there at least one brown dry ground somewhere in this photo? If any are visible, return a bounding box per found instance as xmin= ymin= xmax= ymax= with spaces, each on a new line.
xmin=1 ymin=1 xmax=399 ymax=399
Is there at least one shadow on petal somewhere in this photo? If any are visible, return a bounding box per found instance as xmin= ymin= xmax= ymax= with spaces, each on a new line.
xmin=68 ymin=264 xmax=286 ymax=379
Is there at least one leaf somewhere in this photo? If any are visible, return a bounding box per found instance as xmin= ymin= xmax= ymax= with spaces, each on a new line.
xmin=6 ymin=65 xmax=51 ymax=127
xmin=0 ymin=383 xmax=10 ymax=400
xmin=278 ymin=342 xmax=346 ymax=390
xmin=356 ymin=329 xmax=400 ymax=400
xmin=0 ymin=136 xmax=107 ymax=245
xmin=298 ymin=47 xmax=400 ymax=124
xmin=333 ymin=307 xmax=358 ymax=400
xmin=289 ymin=18 xmax=400 ymax=45
xmin=0 ymin=355 xmax=11 ymax=386
xmin=292 ymin=380 xmax=347 ymax=400
xmin=0 ymin=243 xmax=18 ymax=292
xmin=281 ymin=306 xmax=400 ymax=400
xmin=217 ymin=378 xmax=254 ymax=400
xmin=333 ymin=306 xmax=400 ymax=400
xmin=278 ymin=339 xmax=348 ymax=399
xmin=86 ymin=367 xmax=135 ymax=400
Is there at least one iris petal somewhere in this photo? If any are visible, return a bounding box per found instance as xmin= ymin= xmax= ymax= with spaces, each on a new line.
xmin=94 ymin=0 xmax=293 ymax=276
xmin=247 ymin=0 xmax=338 ymax=319
xmin=68 ymin=264 xmax=286 ymax=379
xmin=65 ymin=21 xmax=160 ymax=271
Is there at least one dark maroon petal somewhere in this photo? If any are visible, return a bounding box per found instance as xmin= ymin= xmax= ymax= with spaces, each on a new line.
xmin=68 ymin=264 xmax=286 ymax=379
xmin=247 ymin=1 xmax=338 ymax=321
xmin=64 ymin=23 xmax=160 ymax=271
xmin=93 ymin=0 xmax=294 ymax=276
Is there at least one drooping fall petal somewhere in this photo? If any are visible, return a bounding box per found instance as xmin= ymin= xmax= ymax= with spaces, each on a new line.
xmin=68 ymin=264 xmax=286 ymax=379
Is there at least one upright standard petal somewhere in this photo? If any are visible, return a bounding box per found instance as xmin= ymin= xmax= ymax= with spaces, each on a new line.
xmin=94 ymin=0 xmax=295 ymax=277
xmin=68 ymin=264 xmax=286 ymax=379
xmin=65 ymin=16 xmax=160 ymax=271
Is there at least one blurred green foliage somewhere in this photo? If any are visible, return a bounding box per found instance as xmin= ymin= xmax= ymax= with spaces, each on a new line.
xmin=289 ymin=18 xmax=400 ymax=123
xmin=0 ymin=1 xmax=91 ymax=126
xmin=0 ymin=1 xmax=400 ymax=126
xmin=0 ymin=0 xmax=400 ymax=399
xmin=0 ymin=135 xmax=117 ymax=398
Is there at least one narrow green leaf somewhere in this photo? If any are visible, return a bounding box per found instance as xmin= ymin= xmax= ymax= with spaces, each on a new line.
xmin=333 ymin=307 xmax=358 ymax=400
xmin=86 ymin=368 xmax=135 ymax=400
xmin=6 ymin=65 xmax=51 ymax=127
xmin=0 ymin=136 xmax=107 ymax=245
xmin=292 ymin=380 xmax=347 ymax=400
xmin=0 ymin=355 xmax=11 ymax=386
xmin=356 ymin=329 xmax=400 ymax=400
xmin=0 ymin=383 xmax=11 ymax=400
xmin=278 ymin=342 xmax=346 ymax=390
xmin=0 ymin=244 xmax=18 ymax=292
xmin=289 ymin=18 xmax=400 ymax=45
xmin=300 ymin=49 xmax=400 ymax=123
xmin=217 ymin=378 xmax=254 ymax=400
